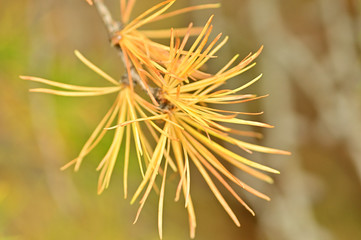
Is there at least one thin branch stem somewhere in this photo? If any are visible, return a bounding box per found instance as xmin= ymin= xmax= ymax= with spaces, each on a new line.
xmin=93 ymin=0 xmax=122 ymax=35
xmin=92 ymin=0 xmax=159 ymax=97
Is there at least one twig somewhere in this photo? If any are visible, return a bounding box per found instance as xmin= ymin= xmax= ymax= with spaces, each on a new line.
xmin=92 ymin=0 xmax=158 ymax=97
xmin=93 ymin=0 xmax=122 ymax=36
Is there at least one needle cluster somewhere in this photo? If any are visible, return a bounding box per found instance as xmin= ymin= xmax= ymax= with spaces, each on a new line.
xmin=21 ymin=0 xmax=290 ymax=238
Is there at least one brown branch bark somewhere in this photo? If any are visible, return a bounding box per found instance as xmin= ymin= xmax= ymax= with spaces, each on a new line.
xmin=93 ymin=0 xmax=122 ymax=36
xmin=92 ymin=0 xmax=158 ymax=97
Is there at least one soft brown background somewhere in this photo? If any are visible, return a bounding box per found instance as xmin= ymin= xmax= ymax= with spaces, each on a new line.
xmin=1 ymin=0 xmax=360 ymax=239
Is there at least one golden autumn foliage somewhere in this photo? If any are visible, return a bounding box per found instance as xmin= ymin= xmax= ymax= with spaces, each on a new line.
xmin=22 ymin=0 xmax=290 ymax=238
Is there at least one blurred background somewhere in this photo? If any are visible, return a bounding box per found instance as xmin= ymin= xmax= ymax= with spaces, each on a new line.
xmin=1 ymin=0 xmax=360 ymax=239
